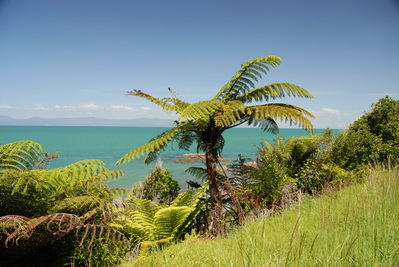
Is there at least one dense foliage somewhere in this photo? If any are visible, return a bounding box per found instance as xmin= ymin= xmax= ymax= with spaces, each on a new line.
xmin=130 ymin=161 xmax=180 ymax=205
xmin=330 ymin=96 xmax=399 ymax=169
xmin=0 ymin=140 xmax=129 ymax=266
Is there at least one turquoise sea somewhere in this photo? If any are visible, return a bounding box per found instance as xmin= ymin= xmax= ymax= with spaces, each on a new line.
xmin=0 ymin=126 xmax=332 ymax=189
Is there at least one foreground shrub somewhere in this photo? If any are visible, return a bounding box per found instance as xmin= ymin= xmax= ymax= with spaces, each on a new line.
xmin=0 ymin=140 xmax=129 ymax=267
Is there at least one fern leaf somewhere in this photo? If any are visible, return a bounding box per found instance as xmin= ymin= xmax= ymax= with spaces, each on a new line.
xmin=116 ymin=128 xmax=180 ymax=164
xmin=245 ymin=104 xmax=315 ymax=133
xmin=50 ymin=195 xmax=107 ymax=214
xmin=178 ymin=101 xmax=224 ymax=122
xmin=170 ymin=182 xmax=207 ymax=208
xmin=212 ymin=56 xmax=283 ymax=101
xmin=0 ymin=140 xmax=43 ymax=170
xmin=127 ymin=90 xmax=182 ymax=114
xmin=91 ymin=170 xmax=127 ymax=182
xmin=185 ymin=167 xmax=208 ymax=181
xmin=238 ymin=83 xmax=314 ymax=104
xmin=214 ymin=100 xmax=246 ymax=127
xmin=153 ymin=206 xmax=194 ymax=239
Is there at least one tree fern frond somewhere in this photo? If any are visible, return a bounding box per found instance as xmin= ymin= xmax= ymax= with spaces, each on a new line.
xmin=245 ymin=104 xmax=315 ymax=133
xmin=0 ymin=140 xmax=43 ymax=170
xmin=116 ymin=128 xmax=180 ymax=165
xmin=178 ymin=101 xmax=224 ymax=122
xmin=91 ymin=170 xmax=127 ymax=182
xmin=162 ymin=96 xmax=190 ymax=112
xmin=127 ymin=90 xmax=181 ymax=114
xmin=170 ymin=182 xmax=207 ymax=208
xmin=213 ymin=56 xmax=282 ymax=101
xmin=124 ymin=197 xmax=162 ymax=218
xmin=185 ymin=166 xmax=208 ymax=181
xmin=237 ymin=83 xmax=314 ymax=104
xmin=247 ymin=117 xmax=280 ymax=133
xmin=50 ymin=195 xmax=107 ymax=214
xmin=214 ymin=101 xmax=246 ymax=127
xmin=4 ymin=169 xmax=51 ymax=195
xmin=153 ymin=206 xmax=193 ymax=239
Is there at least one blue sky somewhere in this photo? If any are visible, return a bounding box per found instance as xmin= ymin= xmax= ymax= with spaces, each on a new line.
xmin=0 ymin=0 xmax=398 ymax=128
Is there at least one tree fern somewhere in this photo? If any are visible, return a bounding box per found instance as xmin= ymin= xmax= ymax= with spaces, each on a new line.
xmin=118 ymin=55 xmax=315 ymax=237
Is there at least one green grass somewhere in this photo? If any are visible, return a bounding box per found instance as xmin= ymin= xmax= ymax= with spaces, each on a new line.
xmin=122 ymin=168 xmax=399 ymax=266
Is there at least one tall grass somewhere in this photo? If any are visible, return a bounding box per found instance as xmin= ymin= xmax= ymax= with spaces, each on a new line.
xmin=122 ymin=167 xmax=399 ymax=266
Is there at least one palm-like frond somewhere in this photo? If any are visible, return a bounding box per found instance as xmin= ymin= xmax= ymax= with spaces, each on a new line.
xmin=116 ymin=128 xmax=180 ymax=165
xmin=237 ymin=83 xmax=314 ymax=104
xmin=212 ymin=56 xmax=282 ymax=101
xmin=178 ymin=100 xmax=224 ymax=122
xmin=0 ymin=140 xmax=43 ymax=171
xmin=127 ymin=90 xmax=183 ymax=114
xmin=9 ymin=170 xmax=53 ymax=195
xmin=247 ymin=117 xmax=280 ymax=133
xmin=50 ymin=195 xmax=109 ymax=215
xmin=91 ymin=170 xmax=127 ymax=182
xmin=170 ymin=183 xmax=207 ymax=208
xmin=53 ymin=159 xmax=108 ymax=178
xmin=185 ymin=167 xmax=208 ymax=181
xmin=245 ymin=104 xmax=315 ymax=133
xmin=214 ymin=100 xmax=246 ymax=127
xmin=161 ymin=96 xmax=190 ymax=112
xmin=153 ymin=206 xmax=194 ymax=239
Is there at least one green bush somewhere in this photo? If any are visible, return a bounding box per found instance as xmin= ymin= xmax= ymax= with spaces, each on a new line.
xmin=331 ymin=96 xmax=399 ymax=169
xmin=130 ymin=161 xmax=180 ymax=204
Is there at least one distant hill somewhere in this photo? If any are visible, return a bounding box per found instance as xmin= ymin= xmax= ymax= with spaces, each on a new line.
xmin=0 ymin=115 xmax=174 ymax=127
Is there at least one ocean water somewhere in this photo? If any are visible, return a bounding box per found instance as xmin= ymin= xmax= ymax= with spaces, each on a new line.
xmin=0 ymin=126 xmax=331 ymax=189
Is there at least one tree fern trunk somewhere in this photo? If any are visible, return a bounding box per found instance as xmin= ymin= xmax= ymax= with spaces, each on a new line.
xmin=205 ymin=142 xmax=223 ymax=237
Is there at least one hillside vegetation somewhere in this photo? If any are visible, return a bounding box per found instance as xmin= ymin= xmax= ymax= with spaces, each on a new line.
xmin=125 ymin=167 xmax=399 ymax=266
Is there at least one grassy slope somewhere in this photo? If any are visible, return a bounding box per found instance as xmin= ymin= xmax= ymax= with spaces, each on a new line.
xmin=123 ymin=168 xmax=399 ymax=266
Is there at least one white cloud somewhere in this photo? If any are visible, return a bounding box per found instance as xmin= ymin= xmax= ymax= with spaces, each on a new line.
xmin=79 ymin=103 xmax=103 ymax=110
xmin=141 ymin=106 xmax=152 ymax=111
xmin=31 ymin=104 xmax=50 ymax=111
xmin=322 ymin=108 xmax=340 ymax=115
xmin=110 ymin=105 xmax=136 ymax=111
xmin=0 ymin=105 xmax=14 ymax=109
